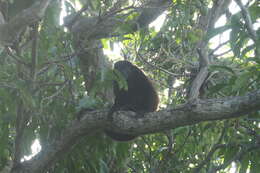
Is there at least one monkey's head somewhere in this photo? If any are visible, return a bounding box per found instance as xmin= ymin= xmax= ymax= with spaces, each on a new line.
xmin=114 ymin=61 xmax=134 ymax=79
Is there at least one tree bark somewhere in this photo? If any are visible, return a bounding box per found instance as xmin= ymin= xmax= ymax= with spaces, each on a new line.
xmin=0 ymin=0 xmax=51 ymax=46
xmin=12 ymin=89 xmax=260 ymax=173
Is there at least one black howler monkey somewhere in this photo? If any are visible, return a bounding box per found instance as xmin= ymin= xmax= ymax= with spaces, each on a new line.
xmin=105 ymin=60 xmax=159 ymax=141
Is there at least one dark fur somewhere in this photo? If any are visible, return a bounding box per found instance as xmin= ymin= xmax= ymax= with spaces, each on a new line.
xmin=105 ymin=61 xmax=159 ymax=141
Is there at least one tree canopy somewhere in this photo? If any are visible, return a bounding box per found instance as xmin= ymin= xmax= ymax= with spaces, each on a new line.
xmin=0 ymin=0 xmax=259 ymax=173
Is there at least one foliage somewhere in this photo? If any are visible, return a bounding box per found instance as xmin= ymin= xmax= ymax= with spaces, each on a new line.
xmin=0 ymin=0 xmax=259 ymax=173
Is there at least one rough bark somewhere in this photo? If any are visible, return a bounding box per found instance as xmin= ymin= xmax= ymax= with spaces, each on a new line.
xmin=12 ymin=89 xmax=260 ymax=173
xmin=0 ymin=0 xmax=51 ymax=46
xmin=65 ymin=0 xmax=172 ymax=39
xmin=188 ymin=0 xmax=232 ymax=100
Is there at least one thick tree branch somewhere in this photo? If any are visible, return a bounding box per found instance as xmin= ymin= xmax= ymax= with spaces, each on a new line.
xmin=207 ymin=0 xmax=232 ymax=31
xmin=14 ymin=89 xmax=260 ymax=173
xmin=0 ymin=0 xmax=51 ymax=46
xmin=106 ymin=89 xmax=260 ymax=135
xmin=135 ymin=0 xmax=171 ymax=29
xmin=65 ymin=0 xmax=171 ymax=39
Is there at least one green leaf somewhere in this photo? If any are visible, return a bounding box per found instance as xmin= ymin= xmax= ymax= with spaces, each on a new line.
xmin=248 ymin=1 xmax=260 ymax=22
xmin=99 ymin=159 xmax=109 ymax=173
xmin=239 ymin=153 xmax=250 ymax=173
xmin=250 ymin=153 xmax=260 ymax=173
xmin=242 ymin=44 xmax=256 ymax=58
xmin=101 ymin=39 xmax=109 ymax=49
xmin=20 ymin=89 xmax=36 ymax=109
xmin=208 ymin=82 xmax=227 ymax=94
xmin=223 ymin=146 xmax=238 ymax=165
xmin=232 ymin=72 xmax=251 ymax=92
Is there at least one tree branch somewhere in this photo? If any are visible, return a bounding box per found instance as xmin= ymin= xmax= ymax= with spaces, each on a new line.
xmin=0 ymin=0 xmax=51 ymax=46
xmin=15 ymin=110 xmax=106 ymax=173
xmin=234 ymin=0 xmax=259 ymax=57
xmin=189 ymin=0 xmax=232 ymax=100
xmin=30 ymin=23 xmax=39 ymax=85
xmin=13 ymin=102 xmax=26 ymax=169
xmin=65 ymin=0 xmax=171 ymax=39
xmin=188 ymin=48 xmax=209 ymax=100
xmin=13 ymin=89 xmax=260 ymax=173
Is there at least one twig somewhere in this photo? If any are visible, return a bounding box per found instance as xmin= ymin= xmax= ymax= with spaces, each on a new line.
xmin=173 ymin=129 xmax=192 ymax=155
xmin=30 ymin=23 xmax=39 ymax=85
xmin=40 ymin=43 xmax=103 ymax=67
xmin=213 ymin=49 xmax=232 ymax=58
xmin=5 ymin=47 xmax=29 ymax=67
xmin=234 ymin=0 xmax=258 ymax=42
xmin=209 ymin=40 xmax=229 ymax=56
xmin=0 ymin=83 xmax=16 ymax=89
xmin=137 ymin=52 xmax=181 ymax=77
xmin=193 ymin=122 xmax=227 ymax=173
xmin=234 ymin=0 xmax=259 ymax=57
xmin=188 ymin=48 xmax=209 ymax=100
xmin=208 ymin=143 xmax=260 ymax=173
xmin=193 ymin=144 xmax=227 ymax=173
xmin=41 ymin=80 xmax=68 ymax=106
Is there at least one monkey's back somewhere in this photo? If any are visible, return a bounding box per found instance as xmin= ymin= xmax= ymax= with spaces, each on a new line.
xmin=105 ymin=61 xmax=159 ymax=141
xmin=113 ymin=61 xmax=158 ymax=112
